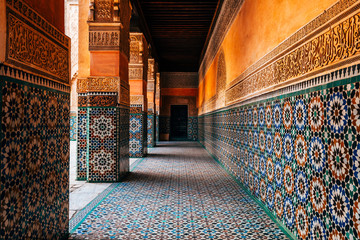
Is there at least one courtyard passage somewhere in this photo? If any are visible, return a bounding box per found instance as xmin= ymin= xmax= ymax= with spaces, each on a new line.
xmin=70 ymin=142 xmax=288 ymax=239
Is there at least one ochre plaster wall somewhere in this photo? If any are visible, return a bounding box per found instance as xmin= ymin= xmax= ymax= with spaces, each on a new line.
xmin=130 ymin=80 xmax=147 ymax=95
xmin=24 ymin=0 xmax=65 ymax=32
xmin=199 ymin=0 xmax=338 ymax=108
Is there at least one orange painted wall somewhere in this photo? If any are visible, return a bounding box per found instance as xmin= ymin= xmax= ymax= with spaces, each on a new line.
xmin=24 ymin=0 xmax=65 ymax=32
xmin=90 ymin=52 xmax=120 ymax=76
xmin=199 ymin=0 xmax=338 ymax=108
xmin=162 ymin=88 xmax=198 ymax=97
xmin=130 ymin=80 xmax=147 ymax=95
xmin=197 ymin=81 xmax=204 ymax=108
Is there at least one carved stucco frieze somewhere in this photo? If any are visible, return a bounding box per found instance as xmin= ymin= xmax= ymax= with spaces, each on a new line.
xmin=130 ymin=33 xmax=144 ymax=64
xmin=226 ymin=10 xmax=360 ymax=104
xmin=77 ymin=77 xmax=121 ymax=93
xmin=6 ymin=0 xmax=70 ymax=47
xmin=89 ymin=0 xmax=121 ymax=22
xmin=130 ymin=95 xmax=144 ymax=105
xmin=6 ymin=12 xmax=70 ymax=84
xmin=155 ymin=73 xmax=160 ymax=114
xmin=129 ymin=66 xmax=143 ymax=80
xmin=89 ymin=29 xmax=121 ymax=50
xmin=95 ymin=0 xmax=113 ymax=22
xmin=77 ymin=77 xmax=129 ymax=106
xmin=148 ymin=58 xmax=155 ymax=81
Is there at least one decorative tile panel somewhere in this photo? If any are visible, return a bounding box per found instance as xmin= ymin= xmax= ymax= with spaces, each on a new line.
xmin=199 ymin=66 xmax=360 ymax=240
xmin=1 ymin=0 xmax=70 ymax=237
xmin=0 ymin=77 xmax=69 ymax=239
xmin=188 ymin=117 xmax=198 ymax=141
xmin=77 ymin=108 xmax=88 ymax=180
xmin=129 ymin=112 xmax=147 ymax=157
xmin=147 ymin=113 xmax=155 ymax=147
xmin=156 ymin=115 xmax=160 ymax=142
xmin=87 ymin=108 xmax=118 ymax=182
xmin=70 ymin=111 xmax=77 ymax=141
xmin=5 ymin=0 xmax=70 ymax=84
xmin=77 ymin=91 xmax=129 ymax=182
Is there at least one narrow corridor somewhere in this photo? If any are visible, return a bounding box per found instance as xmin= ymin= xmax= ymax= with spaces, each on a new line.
xmin=70 ymin=142 xmax=288 ymax=239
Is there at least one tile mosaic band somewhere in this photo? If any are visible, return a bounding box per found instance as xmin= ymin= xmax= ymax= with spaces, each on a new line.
xmin=199 ymin=64 xmax=360 ymax=239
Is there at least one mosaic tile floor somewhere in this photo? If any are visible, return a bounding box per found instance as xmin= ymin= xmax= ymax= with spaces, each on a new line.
xmin=70 ymin=142 xmax=288 ymax=239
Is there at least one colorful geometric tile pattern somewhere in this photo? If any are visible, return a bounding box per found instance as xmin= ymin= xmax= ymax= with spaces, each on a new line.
xmin=0 ymin=77 xmax=69 ymax=239
xmin=70 ymin=112 xmax=77 ymax=141
xmin=70 ymin=142 xmax=288 ymax=239
xmin=77 ymin=108 xmax=87 ymax=180
xmin=198 ymin=71 xmax=360 ymax=240
xmin=88 ymin=108 xmax=118 ymax=182
xmin=147 ymin=113 xmax=155 ymax=147
xmin=188 ymin=116 xmax=198 ymax=141
xmin=77 ymin=103 xmax=130 ymax=182
xmin=130 ymin=112 xmax=148 ymax=157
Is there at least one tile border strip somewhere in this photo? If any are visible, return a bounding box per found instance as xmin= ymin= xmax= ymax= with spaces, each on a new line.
xmin=0 ymin=64 xmax=71 ymax=93
xmin=200 ymin=63 xmax=360 ymax=116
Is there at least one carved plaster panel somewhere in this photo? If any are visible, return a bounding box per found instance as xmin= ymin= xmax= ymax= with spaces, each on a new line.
xmin=148 ymin=58 xmax=155 ymax=81
xmin=88 ymin=0 xmax=123 ymax=22
xmin=89 ymin=29 xmax=121 ymax=50
xmin=130 ymin=95 xmax=144 ymax=105
xmin=155 ymin=72 xmax=160 ymax=98
xmin=130 ymin=33 xmax=144 ymax=64
xmin=77 ymin=77 xmax=121 ymax=93
xmin=129 ymin=66 xmax=143 ymax=80
xmin=226 ymin=8 xmax=360 ymax=104
xmin=4 ymin=1 xmax=70 ymax=85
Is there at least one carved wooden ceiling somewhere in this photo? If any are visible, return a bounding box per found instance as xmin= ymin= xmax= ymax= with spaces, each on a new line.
xmin=136 ymin=0 xmax=220 ymax=72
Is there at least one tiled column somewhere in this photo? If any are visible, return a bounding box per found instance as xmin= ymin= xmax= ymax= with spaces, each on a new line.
xmin=77 ymin=0 xmax=131 ymax=182
xmin=129 ymin=33 xmax=148 ymax=157
xmin=0 ymin=0 xmax=70 ymax=237
xmin=147 ymin=59 xmax=157 ymax=148
xmin=155 ymin=73 xmax=161 ymax=142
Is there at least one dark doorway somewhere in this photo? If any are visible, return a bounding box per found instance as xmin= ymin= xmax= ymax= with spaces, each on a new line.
xmin=170 ymin=105 xmax=188 ymax=140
